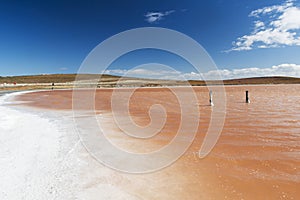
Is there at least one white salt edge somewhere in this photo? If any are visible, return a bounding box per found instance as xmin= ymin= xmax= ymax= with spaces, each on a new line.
xmin=0 ymin=91 xmax=141 ymax=200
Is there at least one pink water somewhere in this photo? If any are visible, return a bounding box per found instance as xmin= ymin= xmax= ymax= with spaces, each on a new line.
xmin=16 ymin=84 xmax=300 ymax=199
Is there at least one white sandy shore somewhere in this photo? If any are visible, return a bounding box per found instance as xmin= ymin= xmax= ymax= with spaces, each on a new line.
xmin=0 ymin=92 xmax=142 ymax=200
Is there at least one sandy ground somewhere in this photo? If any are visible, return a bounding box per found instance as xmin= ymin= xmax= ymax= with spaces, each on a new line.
xmin=1 ymin=85 xmax=300 ymax=199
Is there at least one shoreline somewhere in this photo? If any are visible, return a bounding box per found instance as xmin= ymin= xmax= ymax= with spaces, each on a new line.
xmin=0 ymin=92 xmax=82 ymax=199
xmin=0 ymin=92 xmax=146 ymax=199
xmin=1 ymin=82 xmax=300 ymax=92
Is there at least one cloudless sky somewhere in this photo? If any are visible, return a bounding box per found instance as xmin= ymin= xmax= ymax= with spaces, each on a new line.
xmin=0 ymin=0 xmax=300 ymax=78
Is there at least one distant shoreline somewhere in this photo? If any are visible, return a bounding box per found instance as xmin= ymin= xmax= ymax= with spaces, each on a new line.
xmin=1 ymin=74 xmax=300 ymax=91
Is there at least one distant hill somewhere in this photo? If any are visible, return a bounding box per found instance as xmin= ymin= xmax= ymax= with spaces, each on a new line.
xmin=224 ymin=76 xmax=300 ymax=85
xmin=189 ymin=76 xmax=300 ymax=86
xmin=0 ymin=74 xmax=120 ymax=84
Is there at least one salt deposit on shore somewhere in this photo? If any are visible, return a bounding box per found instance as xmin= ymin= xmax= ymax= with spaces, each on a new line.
xmin=0 ymin=92 xmax=149 ymax=200
xmin=0 ymin=92 xmax=81 ymax=199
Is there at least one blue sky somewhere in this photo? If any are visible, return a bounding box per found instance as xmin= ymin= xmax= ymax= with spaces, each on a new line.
xmin=0 ymin=0 xmax=300 ymax=79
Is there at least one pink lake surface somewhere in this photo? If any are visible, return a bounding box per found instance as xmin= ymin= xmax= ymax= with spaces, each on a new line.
xmin=15 ymin=84 xmax=300 ymax=199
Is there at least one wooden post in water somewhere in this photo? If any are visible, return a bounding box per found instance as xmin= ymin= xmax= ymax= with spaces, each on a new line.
xmin=209 ymin=90 xmax=214 ymax=106
xmin=245 ymin=90 xmax=250 ymax=103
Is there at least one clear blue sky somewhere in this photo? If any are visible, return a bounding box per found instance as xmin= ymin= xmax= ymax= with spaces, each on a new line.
xmin=1 ymin=0 xmax=300 ymax=79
